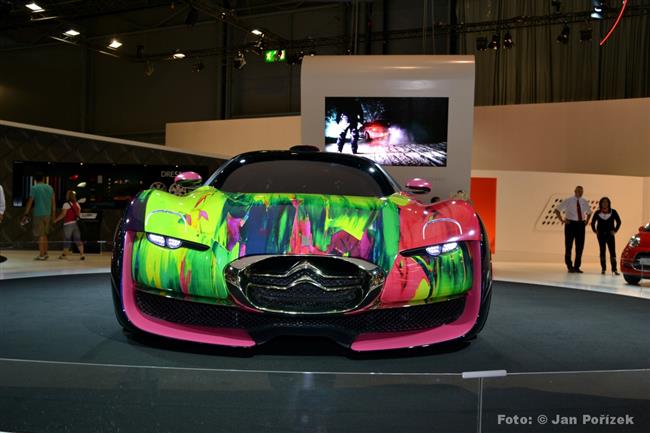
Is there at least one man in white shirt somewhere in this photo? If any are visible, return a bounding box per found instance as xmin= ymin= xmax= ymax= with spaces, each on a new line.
xmin=554 ymin=185 xmax=592 ymax=273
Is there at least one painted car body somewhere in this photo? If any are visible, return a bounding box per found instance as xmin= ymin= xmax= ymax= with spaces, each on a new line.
xmin=620 ymin=222 xmax=650 ymax=285
xmin=111 ymin=151 xmax=492 ymax=351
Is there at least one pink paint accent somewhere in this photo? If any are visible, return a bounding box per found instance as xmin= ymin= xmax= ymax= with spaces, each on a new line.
xmin=380 ymin=256 xmax=428 ymax=304
xmin=121 ymin=231 xmax=255 ymax=347
xmin=179 ymin=258 xmax=190 ymax=295
xmin=600 ymin=0 xmax=627 ymax=46
xmin=406 ymin=178 xmax=432 ymax=191
xmin=350 ymin=241 xmax=483 ymax=351
xmin=174 ymin=171 xmax=202 ymax=183
xmin=199 ymin=210 xmax=209 ymax=221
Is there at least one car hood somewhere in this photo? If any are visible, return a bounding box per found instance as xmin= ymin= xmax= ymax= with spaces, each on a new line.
xmin=143 ymin=186 xmax=401 ymax=272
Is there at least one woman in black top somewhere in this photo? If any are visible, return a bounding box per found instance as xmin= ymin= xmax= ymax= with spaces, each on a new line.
xmin=591 ymin=197 xmax=621 ymax=275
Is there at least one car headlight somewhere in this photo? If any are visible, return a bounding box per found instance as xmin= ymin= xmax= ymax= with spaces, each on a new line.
xmin=402 ymin=241 xmax=460 ymax=257
xmin=146 ymin=233 xmax=209 ymax=251
xmin=628 ymin=236 xmax=641 ymax=248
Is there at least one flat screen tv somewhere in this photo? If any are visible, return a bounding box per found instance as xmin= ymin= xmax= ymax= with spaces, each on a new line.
xmin=324 ymin=96 xmax=449 ymax=166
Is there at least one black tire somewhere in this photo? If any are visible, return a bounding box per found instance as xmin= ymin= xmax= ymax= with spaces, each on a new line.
xmin=111 ymin=217 xmax=137 ymax=333
xmin=463 ymin=217 xmax=493 ymax=340
xmin=463 ymin=286 xmax=492 ymax=340
xmin=623 ymin=274 xmax=642 ymax=285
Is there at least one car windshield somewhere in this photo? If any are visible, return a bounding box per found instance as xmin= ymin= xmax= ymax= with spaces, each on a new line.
xmin=213 ymin=159 xmax=391 ymax=197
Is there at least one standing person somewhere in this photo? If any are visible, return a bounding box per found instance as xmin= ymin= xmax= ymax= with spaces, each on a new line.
xmin=554 ymin=186 xmax=592 ymax=273
xmin=22 ymin=173 xmax=55 ymax=260
xmin=54 ymin=190 xmax=85 ymax=260
xmin=591 ymin=197 xmax=621 ymax=275
xmin=0 ymin=184 xmax=6 ymax=263
xmin=335 ymin=98 xmax=364 ymax=154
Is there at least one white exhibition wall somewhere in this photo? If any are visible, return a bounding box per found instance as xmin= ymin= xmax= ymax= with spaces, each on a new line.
xmin=165 ymin=97 xmax=650 ymax=262
xmin=300 ymin=55 xmax=475 ymax=197
xmin=476 ymin=169 xmax=648 ymax=263
xmin=166 ymin=116 xmax=300 ymax=157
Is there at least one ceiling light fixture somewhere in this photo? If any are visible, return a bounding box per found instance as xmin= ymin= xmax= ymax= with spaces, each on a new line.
xmin=503 ymin=31 xmax=514 ymax=49
xmin=475 ymin=36 xmax=488 ymax=51
xmin=487 ymin=33 xmax=500 ymax=50
xmin=591 ymin=0 xmax=606 ymax=19
xmin=172 ymin=50 xmax=186 ymax=59
xmin=556 ymin=24 xmax=570 ymax=44
xmin=251 ymin=29 xmax=263 ymax=36
xmin=234 ymin=51 xmax=246 ymax=70
xmin=63 ymin=29 xmax=80 ymax=37
xmin=108 ymin=39 xmax=122 ymax=49
xmin=25 ymin=2 xmax=44 ymax=13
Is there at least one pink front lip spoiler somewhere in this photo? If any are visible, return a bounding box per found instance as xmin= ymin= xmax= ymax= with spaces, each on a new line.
xmin=121 ymin=231 xmax=256 ymax=347
xmin=120 ymin=231 xmax=482 ymax=351
xmin=351 ymin=241 xmax=482 ymax=351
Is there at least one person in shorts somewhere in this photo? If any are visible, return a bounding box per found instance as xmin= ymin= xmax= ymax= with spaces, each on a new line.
xmin=23 ymin=173 xmax=55 ymax=260
xmin=54 ymin=190 xmax=85 ymax=260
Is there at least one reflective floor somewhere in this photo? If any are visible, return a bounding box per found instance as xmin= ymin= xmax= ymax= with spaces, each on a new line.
xmin=0 ymin=274 xmax=649 ymax=432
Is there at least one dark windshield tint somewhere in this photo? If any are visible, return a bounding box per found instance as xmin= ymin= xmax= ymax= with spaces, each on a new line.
xmin=215 ymin=160 xmax=387 ymax=197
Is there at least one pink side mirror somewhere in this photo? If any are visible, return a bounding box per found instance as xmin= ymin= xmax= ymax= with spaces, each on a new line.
xmin=405 ymin=178 xmax=432 ymax=194
xmin=174 ymin=171 xmax=202 ymax=187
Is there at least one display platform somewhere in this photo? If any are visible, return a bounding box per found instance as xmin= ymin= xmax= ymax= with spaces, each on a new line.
xmin=1 ymin=274 xmax=649 ymax=433
xmin=1 ymin=274 xmax=648 ymax=372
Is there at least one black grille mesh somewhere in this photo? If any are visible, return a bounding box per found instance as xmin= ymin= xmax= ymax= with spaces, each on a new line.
xmin=247 ymin=268 xmax=363 ymax=289
xmin=135 ymin=290 xmax=466 ymax=336
xmin=248 ymin=282 xmax=363 ymax=313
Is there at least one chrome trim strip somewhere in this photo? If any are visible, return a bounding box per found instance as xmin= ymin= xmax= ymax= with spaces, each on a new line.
xmin=245 ymin=259 xmax=360 ymax=281
xmin=421 ymin=218 xmax=463 ymax=239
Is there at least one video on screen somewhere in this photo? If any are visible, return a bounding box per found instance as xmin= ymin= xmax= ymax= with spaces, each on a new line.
xmin=324 ymin=97 xmax=449 ymax=166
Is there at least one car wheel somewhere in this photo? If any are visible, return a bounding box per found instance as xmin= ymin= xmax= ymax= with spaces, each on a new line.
xmin=111 ymin=217 xmax=137 ymax=333
xmin=623 ymin=274 xmax=641 ymax=285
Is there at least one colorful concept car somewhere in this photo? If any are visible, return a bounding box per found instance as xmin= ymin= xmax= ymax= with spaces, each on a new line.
xmin=621 ymin=222 xmax=650 ymax=285
xmin=111 ymin=150 xmax=492 ymax=351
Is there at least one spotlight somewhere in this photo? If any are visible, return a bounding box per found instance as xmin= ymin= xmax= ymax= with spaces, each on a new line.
xmin=487 ymin=33 xmax=499 ymax=50
xmin=185 ymin=6 xmax=198 ymax=26
xmin=192 ymin=61 xmax=204 ymax=72
xmin=251 ymin=39 xmax=264 ymax=55
xmin=233 ymin=51 xmax=246 ymax=69
xmin=556 ymin=24 xmax=570 ymax=44
xmin=503 ymin=31 xmax=513 ymax=49
xmin=551 ymin=0 xmax=561 ymax=13
xmin=251 ymin=29 xmax=263 ymax=36
xmin=108 ymin=39 xmax=122 ymax=49
xmin=25 ymin=2 xmax=44 ymax=13
xmin=172 ymin=50 xmax=186 ymax=59
xmin=591 ymin=1 xmax=606 ymax=19
xmin=475 ymin=36 xmax=488 ymax=51
xmin=63 ymin=29 xmax=80 ymax=37
xmin=580 ymin=28 xmax=593 ymax=42
xmin=287 ymin=52 xmax=302 ymax=65
xmin=144 ymin=61 xmax=155 ymax=77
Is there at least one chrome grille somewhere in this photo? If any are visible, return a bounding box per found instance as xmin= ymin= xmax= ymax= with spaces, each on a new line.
xmin=225 ymin=255 xmax=384 ymax=314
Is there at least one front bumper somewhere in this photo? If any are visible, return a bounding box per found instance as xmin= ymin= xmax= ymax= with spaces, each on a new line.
xmin=620 ymin=247 xmax=650 ymax=278
xmin=118 ymin=231 xmax=484 ymax=351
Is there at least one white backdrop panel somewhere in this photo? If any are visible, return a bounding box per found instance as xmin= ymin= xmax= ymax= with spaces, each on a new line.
xmin=300 ymin=55 xmax=475 ymax=199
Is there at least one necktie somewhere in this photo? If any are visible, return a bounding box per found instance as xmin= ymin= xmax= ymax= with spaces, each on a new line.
xmin=577 ymin=200 xmax=582 ymax=221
